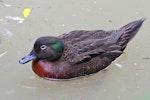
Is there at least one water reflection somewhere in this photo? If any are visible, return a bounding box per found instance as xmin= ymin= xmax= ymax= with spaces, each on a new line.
xmin=5 ymin=16 xmax=24 ymax=23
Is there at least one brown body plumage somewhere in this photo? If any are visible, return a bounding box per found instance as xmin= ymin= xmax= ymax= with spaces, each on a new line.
xmin=19 ymin=18 xmax=145 ymax=80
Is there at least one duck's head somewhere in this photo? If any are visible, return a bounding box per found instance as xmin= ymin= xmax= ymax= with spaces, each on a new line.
xmin=19 ymin=36 xmax=64 ymax=64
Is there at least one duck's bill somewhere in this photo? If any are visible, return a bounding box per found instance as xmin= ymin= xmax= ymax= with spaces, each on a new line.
xmin=19 ymin=50 xmax=37 ymax=64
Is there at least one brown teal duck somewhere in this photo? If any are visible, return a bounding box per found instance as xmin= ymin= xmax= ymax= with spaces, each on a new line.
xmin=19 ymin=18 xmax=145 ymax=80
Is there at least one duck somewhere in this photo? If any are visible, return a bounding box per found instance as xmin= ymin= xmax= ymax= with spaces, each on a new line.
xmin=19 ymin=18 xmax=145 ymax=80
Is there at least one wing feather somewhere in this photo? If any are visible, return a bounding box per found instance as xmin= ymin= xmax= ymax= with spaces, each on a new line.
xmin=59 ymin=30 xmax=124 ymax=64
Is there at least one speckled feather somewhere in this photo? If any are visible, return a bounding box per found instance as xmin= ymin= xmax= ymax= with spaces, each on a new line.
xmin=19 ymin=18 xmax=145 ymax=79
xmin=58 ymin=30 xmax=123 ymax=64
xmin=58 ymin=19 xmax=145 ymax=66
xmin=50 ymin=19 xmax=145 ymax=78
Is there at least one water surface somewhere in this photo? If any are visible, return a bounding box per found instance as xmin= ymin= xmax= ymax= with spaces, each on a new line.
xmin=0 ymin=0 xmax=150 ymax=100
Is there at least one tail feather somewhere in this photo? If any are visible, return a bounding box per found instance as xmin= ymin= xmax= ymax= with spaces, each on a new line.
xmin=117 ymin=18 xmax=146 ymax=46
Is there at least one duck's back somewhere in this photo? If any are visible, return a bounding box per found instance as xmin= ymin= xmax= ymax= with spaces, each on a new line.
xmin=59 ymin=30 xmax=122 ymax=45
xmin=58 ymin=19 xmax=145 ymax=65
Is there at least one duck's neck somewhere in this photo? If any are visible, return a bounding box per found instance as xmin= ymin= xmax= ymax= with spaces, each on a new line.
xmin=43 ymin=39 xmax=64 ymax=62
xmin=46 ymin=51 xmax=63 ymax=62
xmin=50 ymin=40 xmax=64 ymax=62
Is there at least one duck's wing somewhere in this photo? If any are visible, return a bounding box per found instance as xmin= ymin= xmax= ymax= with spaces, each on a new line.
xmin=59 ymin=30 xmax=125 ymax=45
xmin=59 ymin=18 xmax=145 ymax=64
xmin=59 ymin=30 xmax=124 ymax=64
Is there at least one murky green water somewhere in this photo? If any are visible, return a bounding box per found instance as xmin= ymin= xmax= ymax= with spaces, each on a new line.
xmin=0 ymin=0 xmax=150 ymax=100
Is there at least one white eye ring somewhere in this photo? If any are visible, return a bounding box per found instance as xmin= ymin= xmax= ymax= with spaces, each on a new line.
xmin=40 ymin=45 xmax=47 ymax=50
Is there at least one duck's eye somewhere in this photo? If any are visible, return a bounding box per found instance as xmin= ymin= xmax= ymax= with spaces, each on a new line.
xmin=40 ymin=45 xmax=47 ymax=50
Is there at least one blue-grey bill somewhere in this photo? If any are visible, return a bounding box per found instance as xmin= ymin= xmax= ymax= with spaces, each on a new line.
xmin=19 ymin=50 xmax=37 ymax=64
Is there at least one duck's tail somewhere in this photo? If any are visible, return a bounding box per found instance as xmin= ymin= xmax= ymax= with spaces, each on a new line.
xmin=116 ymin=18 xmax=146 ymax=47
